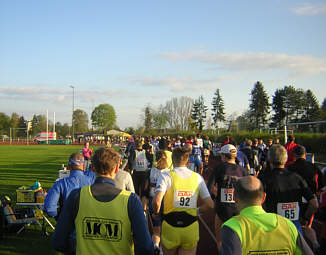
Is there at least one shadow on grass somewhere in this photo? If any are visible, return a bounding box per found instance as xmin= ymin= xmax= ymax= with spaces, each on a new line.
xmin=0 ymin=229 xmax=59 ymax=255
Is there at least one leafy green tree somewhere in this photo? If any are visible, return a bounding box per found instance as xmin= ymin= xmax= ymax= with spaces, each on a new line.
xmin=73 ymin=109 xmax=89 ymax=133
xmin=211 ymin=88 xmax=225 ymax=129
xmin=0 ymin=112 xmax=10 ymax=135
xmin=56 ymin=122 xmax=71 ymax=138
xmin=191 ymin=95 xmax=208 ymax=132
xmin=91 ymin=104 xmax=116 ymax=131
xmin=249 ymin=81 xmax=270 ymax=129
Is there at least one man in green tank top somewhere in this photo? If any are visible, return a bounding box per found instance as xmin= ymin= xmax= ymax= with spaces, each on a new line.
xmin=221 ymin=176 xmax=313 ymax=255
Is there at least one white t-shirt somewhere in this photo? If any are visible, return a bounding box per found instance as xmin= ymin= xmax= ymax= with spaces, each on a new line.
xmin=155 ymin=166 xmax=210 ymax=200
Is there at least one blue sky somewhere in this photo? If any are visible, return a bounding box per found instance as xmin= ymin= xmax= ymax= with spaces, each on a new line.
xmin=1 ymin=0 xmax=326 ymax=129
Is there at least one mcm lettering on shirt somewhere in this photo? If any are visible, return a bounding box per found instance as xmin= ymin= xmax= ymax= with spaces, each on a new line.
xmin=220 ymin=188 xmax=235 ymax=203
xmin=174 ymin=190 xmax=196 ymax=208
xmin=83 ymin=217 xmax=122 ymax=241
xmin=277 ymin=202 xmax=299 ymax=221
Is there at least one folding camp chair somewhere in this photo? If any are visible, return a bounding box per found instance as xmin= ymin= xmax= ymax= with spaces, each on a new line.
xmin=0 ymin=196 xmax=41 ymax=236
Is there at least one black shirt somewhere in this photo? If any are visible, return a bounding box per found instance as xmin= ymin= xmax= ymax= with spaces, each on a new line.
xmin=259 ymin=168 xmax=314 ymax=214
xmin=288 ymin=158 xmax=323 ymax=194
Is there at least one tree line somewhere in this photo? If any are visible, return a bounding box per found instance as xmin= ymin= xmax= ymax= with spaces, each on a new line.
xmin=0 ymin=103 xmax=117 ymax=138
xmin=1 ymin=82 xmax=325 ymax=138
xmin=141 ymin=82 xmax=326 ymax=134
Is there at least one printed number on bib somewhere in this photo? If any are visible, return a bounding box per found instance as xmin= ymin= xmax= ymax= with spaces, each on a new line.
xmin=174 ymin=190 xmax=196 ymax=208
xmin=277 ymin=202 xmax=299 ymax=221
xmin=220 ymin=188 xmax=235 ymax=203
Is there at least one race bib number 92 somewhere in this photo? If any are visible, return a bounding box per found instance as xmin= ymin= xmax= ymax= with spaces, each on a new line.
xmin=174 ymin=190 xmax=196 ymax=208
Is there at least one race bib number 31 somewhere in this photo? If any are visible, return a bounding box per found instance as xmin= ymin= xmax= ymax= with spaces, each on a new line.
xmin=220 ymin=188 xmax=235 ymax=203
xmin=174 ymin=190 xmax=196 ymax=208
xmin=277 ymin=202 xmax=299 ymax=221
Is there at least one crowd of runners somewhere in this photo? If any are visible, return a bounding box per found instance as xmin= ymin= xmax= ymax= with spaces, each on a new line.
xmin=47 ymin=134 xmax=326 ymax=255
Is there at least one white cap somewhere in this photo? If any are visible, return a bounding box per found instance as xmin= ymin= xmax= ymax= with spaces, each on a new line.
xmin=220 ymin=144 xmax=237 ymax=154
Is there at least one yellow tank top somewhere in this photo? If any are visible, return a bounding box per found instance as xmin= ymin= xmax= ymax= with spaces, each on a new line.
xmin=224 ymin=211 xmax=297 ymax=255
xmin=163 ymin=170 xmax=199 ymax=216
xmin=75 ymin=186 xmax=133 ymax=255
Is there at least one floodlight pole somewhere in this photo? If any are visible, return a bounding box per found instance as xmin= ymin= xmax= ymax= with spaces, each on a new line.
xmin=70 ymin=85 xmax=75 ymax=143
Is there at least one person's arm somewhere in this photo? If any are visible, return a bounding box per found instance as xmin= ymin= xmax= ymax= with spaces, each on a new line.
xmin=126 ymin=172 xmax=135 ymax=193
xmin=128 ymin=193 xmax=154 ymax=255
xmin=198 ymin=175 xmax=214 ymax=213
xmin=304 ymin=197 xmax=318 ymax=220
xmin=206 ymin=167 xmax=217 ymax=199
xmin=51 ymin=188 xmax=80 ymax=253
xmin=44 ymin=182 xmax=61 ymax=218
xmin=294 ymin=229 xmax=314 ymax=255
xmin=220 ymin=225 xmax=242 ymax=255
xmin=152 ymin=191 xmax=164 ymax=214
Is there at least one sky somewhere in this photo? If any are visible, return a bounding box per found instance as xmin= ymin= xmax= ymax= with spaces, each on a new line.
xmin=1 ymin=0 xmax=326 ymax=129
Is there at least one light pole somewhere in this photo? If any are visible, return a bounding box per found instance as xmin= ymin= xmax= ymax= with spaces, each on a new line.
xmin=70 ymin=85 xmax=75 ymax=142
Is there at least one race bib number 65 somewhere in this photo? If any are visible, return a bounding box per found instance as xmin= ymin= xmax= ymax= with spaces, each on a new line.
xmin=277 ymin=202 xmax=299 ymax=221
xmin=174 ymin=190 xmax=196 ymax=208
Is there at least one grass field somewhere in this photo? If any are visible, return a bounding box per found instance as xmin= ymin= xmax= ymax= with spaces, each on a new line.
xmin=0 ymin=144 xmax=102 ymax=255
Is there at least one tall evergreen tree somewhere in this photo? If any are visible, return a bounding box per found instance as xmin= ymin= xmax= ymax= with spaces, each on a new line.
xmin=272 ymin=86 xmax=298 ymax=127
xmin=249 ymin=81 xmax=270 ymax=128
xmin=302 ymin=89 xmax=321 ymax=122
xmin=211 ymin=88 xmax=225 ymax=129
xmin=144 ymin=105 xmax=153 ymax=133
xmin=191 ymin=95 xmax=208 ymax=132
xmin=17 ymin=116 xmax=26 ymax=137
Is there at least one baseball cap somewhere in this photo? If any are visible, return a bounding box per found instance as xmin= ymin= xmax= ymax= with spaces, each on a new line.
xmin=294 ymin=145 xmax=306 ymax=157
xmin=220 ymin=144 xmax=237 ymax=154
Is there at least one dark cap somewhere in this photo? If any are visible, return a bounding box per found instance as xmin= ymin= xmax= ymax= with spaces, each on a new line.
xmin=294 ymin=145 xmax=306 ymax=157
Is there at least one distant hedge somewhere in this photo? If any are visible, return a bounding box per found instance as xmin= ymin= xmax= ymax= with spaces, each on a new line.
xmin=159 ymin=131 xmax=326 ymax=154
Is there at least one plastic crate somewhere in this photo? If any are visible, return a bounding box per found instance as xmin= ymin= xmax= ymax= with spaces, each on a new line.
xmin=16 ymin=189 xmax=36 ymax=203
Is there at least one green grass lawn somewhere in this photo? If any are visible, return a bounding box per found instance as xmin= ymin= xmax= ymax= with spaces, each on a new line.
xmin=0 ymin=144 xmax=103 ymax=255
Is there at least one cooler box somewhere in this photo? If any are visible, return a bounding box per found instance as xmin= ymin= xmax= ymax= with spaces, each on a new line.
xmin=58 ymin=170 xmax=70 ymax=179
xmin=16 ymin=188 xmax=36 ymax=203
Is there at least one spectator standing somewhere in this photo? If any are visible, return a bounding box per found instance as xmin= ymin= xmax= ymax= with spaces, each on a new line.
xmin=44 ymin=153 xmax=94 ymax=219
xmin=82 ymin=142 xmax=93 ymax=170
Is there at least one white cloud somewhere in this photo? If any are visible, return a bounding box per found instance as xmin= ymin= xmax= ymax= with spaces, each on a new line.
xmin=0 ymin=86 xmax=130 ymax=103
xmin=292 ymin=2 xmax=326 ymax=16
xmin=130 ymin=75 xmax=240 ymax=92
xmin=160 ymin=51 xmax=326 ymax=76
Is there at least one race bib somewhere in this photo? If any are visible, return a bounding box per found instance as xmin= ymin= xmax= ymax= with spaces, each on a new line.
xmin=174 ymin=190 xmax=196 ymax=208
xmin=277 ymin=202 xmax=299 ymax=221
xmin=220 ymin=188 xmax=235 ymax=203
